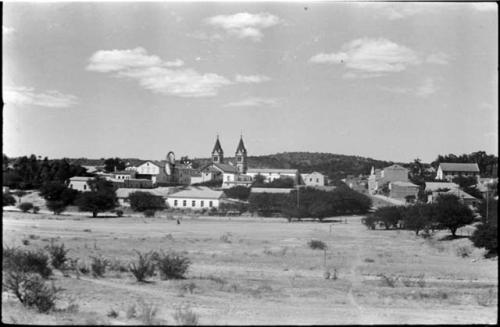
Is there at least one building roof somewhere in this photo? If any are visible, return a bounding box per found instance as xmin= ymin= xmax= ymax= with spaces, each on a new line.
xmin=213 ymin=162 xmax=238 ymax=174
xmin=384 ymin=164 xmax=408 ymax=171
xmin=113 ymin=171 xmax=135 ymax=175
xmin=391 ymin=181 xmax=418 ymax=187
xmin=69 ymin=176 xmax=93 ymax=182
xmin=235 ymin=136 xmax=247 ymax=154
xmin=443 ymin=189 xmax=478 ymax=200
xmin=116 ymin=187 xmax=172 ymax=198
xmin=251 ymin=187 xmax=294 ymax=193
xmin=425 ymin=182 xmax=459 ymax=192
xmin=247 ymin=168 xmax=298 ymax=174
xmin=212 ymin=136 xmax=223 ymax=154
xmin=301 ymin=171 xmax=324 ymax=177
xmin=439 ymin=163 xmax=480 ymax=172
xmin=167 ymin=186 xmax=224 ymax=199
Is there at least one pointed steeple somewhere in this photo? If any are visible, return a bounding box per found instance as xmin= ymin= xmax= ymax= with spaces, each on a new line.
xmin=236 ymin=135 xmax=247 ymax=154
xmin=235 ymin=135 xmax=248 ymax=174
xmin=212 ymin=135 xmax=224 ymax=164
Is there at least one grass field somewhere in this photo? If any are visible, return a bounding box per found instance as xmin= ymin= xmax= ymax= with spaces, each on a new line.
xmin=2 ymin=211 xmax=497 ymax=325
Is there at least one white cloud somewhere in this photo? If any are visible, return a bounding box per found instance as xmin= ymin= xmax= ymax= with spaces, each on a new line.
xmin=310 ymin=38 xmax=421 ymax=77
xmin=426 ymin=52 xmax=450 ymax=65
xmin=234 ymin=74 xmax=271 ymax=83
xmin=87 ymin=48 xmax=232 ymax=98
xmin=225 ymin=97 xmax=279 ymax=107
xmin=3 ymin=25 xmax=15 ymax=35
xmin=206 ymin=12 xmax=281 ymax=42
xmin=416 ymin=78 xmax=437 ymax=97
xmin=4 ymin=86 xmax=78 ymax=108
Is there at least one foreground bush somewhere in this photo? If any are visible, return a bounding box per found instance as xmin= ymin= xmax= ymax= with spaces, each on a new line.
xmin=308 ymin=240 xmax=327 ymax=250
xmin=3 ymin=271 xmax=59 ymax=313
xmin=18 ymin=202 xmax=34 ymax=213
xmin=45 ymin=241 xmax=69 ymax=270
xmin=129 ymin=251 xmax=156 ymax=282
xmin=155 ymin=251 xmax=190 ymax=280
xmin=3 ymin=247 xmax=52 ymax=279
xmin=90 ymin=256 xmax=109 ymax=277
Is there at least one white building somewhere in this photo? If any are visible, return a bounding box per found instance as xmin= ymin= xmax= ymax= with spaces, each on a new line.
xmin=166 ymin=186 xmax=225 ymax=210
xmin=68 ymin=176 xmax=94 ymax=192
xmin=436 ymin=163 xmax=480 ymax=181
xmin=246 ymin=168 xmax=299 ymax=184
xmin=300 ymin=172 xmax=325 ymax=187
xmin=424 ymin=182 xmax=459 ymax=193
xmin=135 ymin=161 xmax=161 ymax=183
xmin=116 ymin=187 xmax=172 ymax=207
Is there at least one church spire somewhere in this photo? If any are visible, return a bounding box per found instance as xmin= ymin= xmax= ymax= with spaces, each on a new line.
xmin=212 ymin=135 xmax=224 ymax=164
xmin=235 ymin=134 xmax=248 ymax=174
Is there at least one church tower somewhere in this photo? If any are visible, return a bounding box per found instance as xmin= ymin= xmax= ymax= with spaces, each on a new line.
xmin=235 ymin=135 xmax=248 ymax=174
xmin=212 ymin=135 xmax=224 ymax=164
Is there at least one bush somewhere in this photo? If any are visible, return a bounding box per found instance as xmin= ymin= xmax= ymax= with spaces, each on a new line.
xmin=129 ymin=251 xmax=156 ymax=282
xmin=3 ymin=192 xmax=16 ymax=206
xmin=143 ymin=209 xmax=156 ymax=217
xmin=3 ymin=247 xmax=52 ymax=279
xmin=155 ymin=251 xmax=191 ymax=280
xmin=471 ymin=222 xmax=497 ymax=257
xmin=18 ymin=202 xmax=34 ymax=213
xmin=361 ymin=214 xmax=377 ymax=230
xmin=223 ymin=186 xmax=251 ymax=200
xmin=45 ymin=240 xmax=69 ymax=270
xmin=90 ymin=256 xmax=109 ymax=278
xmin=46 ymin=200 xmax=66 ymax=215
xmin=2 ymin=271 xmax=59 ymax=313
xmin=173 ymin=306 xmax=199 ymax=325
xmin=139 ymin=301 xmax=158 ymax=325
xmin=308 ymin=240 xmax=327 ymax=250
xmin=115 ymin=209 xmax=123 ymax=217
xmin=33 ymin=206 xmax=40 ymax=214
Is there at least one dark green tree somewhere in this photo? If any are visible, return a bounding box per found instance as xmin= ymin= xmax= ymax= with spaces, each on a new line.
xmin=75 ymin=178 xmax=117 ymax=217
xmin=128 ymin=191 xmax=166 ymax=213
xmin=434 ymin=194 xmax=474 ymax=237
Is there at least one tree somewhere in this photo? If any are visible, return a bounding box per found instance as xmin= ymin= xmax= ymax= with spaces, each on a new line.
xmin=223 ymin=186 xmax=251 ymax=201
xmin=372 ymin=206 xmax=404 ymax=230
xmin=471 ymin=199 xmax=497 ymax=256
xmin=3 ymin=193 xmax=16 ymax=206
xmin=434 ymin=194 xmax=474 ymax=237
xmin=46 ymin=200 xmax=66 ymax=215
xmin=39 ymin=181 xmax=80 ymax=206
xmin=104 ymin=158 xmax=126 ymax=173
xmin=128 ymin=191 xmax=166 ymax=213
xmin=18 ymin=202 xmax=34 ymax=213
xmin=402 ymin=203 xmax=436 ymax=235
xmin=75 ymin=177 xmax=117 ymax=217
xmin=251 ymin=174 xmax=266 ymax=187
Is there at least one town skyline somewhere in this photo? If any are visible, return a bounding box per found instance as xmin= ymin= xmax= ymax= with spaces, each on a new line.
xmin=3 ymin=2 xmax=498 ymax=163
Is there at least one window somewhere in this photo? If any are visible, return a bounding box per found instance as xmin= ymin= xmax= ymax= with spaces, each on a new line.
xmin=69 ymin=184 xmax=73 ymax=189
xmin=183 ymin=200 xmax=186 ymax=207
xmin=174 ymin=200 xmax=178 ymax=207
xmin=192 ymin=200 xmax=196 ymax=207
xmin=83 ymin=185 xmax=87 ymax=190
xmin=209 ymin=201 xmax=213 ymax=207
xmin=316 ymin=178 xmax=319 ymax=183
xmin=201 ymin=201 xmax=204 ymax=207
xmin=310 ymin=178 xmax=312 ymax=182
xmin=227 ymin=176 xmax=230 ymax=181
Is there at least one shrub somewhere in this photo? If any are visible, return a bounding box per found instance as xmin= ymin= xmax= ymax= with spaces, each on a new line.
xmin=139 ymin=301 xmax=158 ymax=325
xmin=155 ymin=251 xmax=191 ymax=280
xmin=33 ymin=206 xmax=40 ymax=214
xmin=18 ymin=202 xmax=34 ymax=213
xmin=107 ymin=308 xmax=119 ymax=318
xmin=223 ymin=186 xmax=251 ymax=201
xmin=3 ymin=192 xmax=16 ymax=206
xmin=143 ymin=209 xmax=156 ymax=217
xmin=126 ymin=304 xmax=137 ymax=319
xmin=129 ymin=251 xmax=156 ymax=282
xmin=90 ymin=256 xmax=109 ymax=277
xmin=361 ymin=215 xmax=377 ymax=230
xmin=379 ymin=274 xmax=398 ymax=287
xmin=173 ymin=306 xmax=199 ymax=325
xmin=3 ymin=247 xmax=52 ymax=279
xmin=45 ymin=240 xmax=69 ymax=270
xmin=46 ymin=200 xmax=66 ymax=215
xmin=115 ymin=209 xmax=123 ymax=217
xmin=455 ymin=245 xmax=472 ymax=258
xmin=3 ymin=271 xmax=59 ymax=313
xmin=308 ymin=240 xmax=327 ymax=250
xmin=220 ymin=232 xmax=232 ymax=243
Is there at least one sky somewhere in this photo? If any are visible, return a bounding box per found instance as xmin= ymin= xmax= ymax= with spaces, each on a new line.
xmin=2 ymin=1 xmax=498 ymax=163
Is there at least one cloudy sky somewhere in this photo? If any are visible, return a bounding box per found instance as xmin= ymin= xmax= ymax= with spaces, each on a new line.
xmin=3 ymin=1 xmax=498 ymax=163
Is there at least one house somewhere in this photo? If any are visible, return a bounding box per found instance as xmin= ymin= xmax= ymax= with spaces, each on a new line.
xmin=368 ymin=164 xmax=409 ymax=194
xmin=68 ymin=176 xmax=94 ymax=192
xmin=436 ymin=163 xmax=480 ymax=181
xmin=116 ymin=187 xmax=172 ymax=206
xmin=425 ymin=182 xmax=459 ymax=193
xmin=300 ymin=172 xmax=325 ymax=187
xmin=428 ymin=188 xmax=479 ymax=207
xmin=135 ymin=161 xmax=162 ymax=183
xmin=343 ymin=175 xmax=367 ymax=193
xmin=251 ymin=187 xmax=294 ymax=194
xmin=246 ymin=168 xmax=299 ymax=185
xmin=166 ymin=186 xmax=225 ymax=210
xmin=389 ymin=181 xmax=419 ymax=202
xmin=112 ymin=170 xmax=136 ymax=181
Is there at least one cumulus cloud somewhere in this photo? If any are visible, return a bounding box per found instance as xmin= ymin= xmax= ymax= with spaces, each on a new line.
xmin=3 ymin=25 xmax=15 ymax=35
xmin=310 ymin=38 xmax=422 ymax=77
xmin=225 ymin=97 xmax=279 ymax=107
xmin=205 ymin=12 xmax=281 ymax=42
xmin=4 ymin=86 xmax=78 ymax=108
xmin=87 ymin=47 xmax=232 ymax=97
xmin=234 ymin=74 xmax=271 ymax=83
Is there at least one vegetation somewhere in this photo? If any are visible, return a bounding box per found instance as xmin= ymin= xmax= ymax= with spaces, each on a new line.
xmin=252 ymin=175 xmax=295 ymax=188
xmin=40 ymin=181 xmax=81 ymax=206
xmin=3 ymin=192 xmax=16 ymax=206
xmin=18 ymin=202 xmax=34 ymax=213
xmin=3 ymin=246 xmax=52 ymax=279
xmin=431 ymin=151 xmax=498 ymax=177
xmin=129 ymin=251 xmax=156 ymax=282
xmin=173 ymin=306 xmax=199 ymax=325
xmin=471 ymin=198 xmax=497 ymax=256
xmin=90 ymin=256 xmax=109 ymax=277
xmin=45 ymin=241 xmax=70 ymax=270
xmin=223 ymin=186 xmax=251 ymax=200
xmin=128 ymin=191 xmax=166 ymax=213
xmin=104 ymin=157 xmax=126 ymax=173
xmin=75 ymin=178 xmax=117 ymax=217
xmin=46 ymin=200 xmax=67 ymax=215
xmin=434 ymin=194 xmax=474 ymax=237
xmin=452 ymin=176 xmax=483 ymax=199
xmin=308 ymin=240 xmax=327 ymax=250
xmin=155 ymin=251 xmax=191 ymax=280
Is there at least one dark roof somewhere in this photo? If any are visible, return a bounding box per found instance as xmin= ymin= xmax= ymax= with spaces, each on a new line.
xmin=213 ymin=162 xmax=238 ymax=173
xmin=212 ymin=137 xmax=223 ymax=154
xmin=236 ymin=136 xmax=247 ymax=154
xmin=439 ymin=163 xmax=480 ymax=172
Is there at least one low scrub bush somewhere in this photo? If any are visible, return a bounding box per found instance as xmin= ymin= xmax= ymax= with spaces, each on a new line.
xmin=18 ymin=202 xmax=34 ymax=213
xmin=107 ymin=308 xmax=119 ymax=318
xmin=139 ymin=301 xmax=158 ymax=325
xmin=45 ymin=240 xmax=69 ymax=270
xmin=220 ymin=232 xmax=232 ymax=243
xmin=129 ymin=251 xmax=156 ymax=282
xmin=115 ymin=209 xmax=124 ymax=217
xmin=180 ymin=281 xmax=197 ymax=294
xmin=90 ymin=256 xmax=109 ymax=277
xmin=308 ymin=239 xmax=327 ymax=250
xmin=379 ymin=274 xmax=398 ymax=287
xmin=173 ymin=306 xmax=199 ymax=326
xmin=3 ymin=271 xmax=59 ymax=313
xmin=143 ymin=209 xmax=156 ymax=217
xmin=155 ymin=251 xmax=191 ymax=280
xmin=455 ymin=245 xmax=472 ymax=258
xmin=476 ymin=288 xmax=496 ymax=307
xmin=3 ymin=246 xmax=52 ymax=279
xmin=33 ymin=206 xmax=40 ymax=214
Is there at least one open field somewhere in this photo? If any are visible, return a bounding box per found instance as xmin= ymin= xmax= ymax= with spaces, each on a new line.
xmin=2 ymin=211 xmax=497 ymax=325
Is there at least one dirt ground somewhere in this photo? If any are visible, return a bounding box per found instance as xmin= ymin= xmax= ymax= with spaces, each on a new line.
xmin=2 ymin=211 xmax=497 ymax=325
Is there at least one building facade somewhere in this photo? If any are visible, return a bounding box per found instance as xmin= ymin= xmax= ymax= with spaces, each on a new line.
xmin=436 ymin=163 xmax=480 ymax=181
xmin=300 ymin=172 xmax=325 ymax=187
xmin=166 ymin=187 xmax=225 ymax=210
xmin=246 ymin=168 xmax=299 ymax=185
xmin=68 ymin=176 xmax=93 ymax=192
